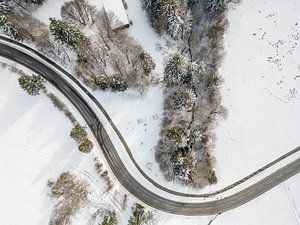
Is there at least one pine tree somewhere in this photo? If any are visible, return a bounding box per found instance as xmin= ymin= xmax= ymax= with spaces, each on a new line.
xmin=174 ymin=88 xmax=196 ymax=111
xmin=100 ymin=211 xmax=117 ymax=225
xmin=70 ymin=124 xmax=88 ymax=143
xmin=78 ymin=138 xmax=93 ymax=153
xmin=171 ymin=148 xmax=196 ymax=181
xmin=166 ymin=126 xmax=190 ymax=147
xmin=166 ymin=11 xmax=183 ymax=38
xmin=0 ymin=15 xmax=23 ymax=41
xmin=205 ymin=0 xmax=228 ymax=13
xmin=18 ymin=74 xmax=45 ymax=96
xmin=49 ymin=18 xmax=86 ymax=49
xmin=164 ymin=53 xmax=186 ymax=85
xmin=128 ymin=204 xmax=153 ymax=225
xmin=141 ymin=0 xmax=160 ymax=20
xmin=137 ymin=51 xmax=156 ymax=76
xmin=109 ymin=77 xmax=128 ymax=92
xmin=160 ymin=0 xmax=184 ymax=39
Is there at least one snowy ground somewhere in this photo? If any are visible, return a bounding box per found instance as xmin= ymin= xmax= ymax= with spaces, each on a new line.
xmin=1 ymin=0 xmax=300 ymax=224
xmin=33 ymin=0 xmax=129 ymax=26
xmin=0 ymin=63 xmax=299 ymax=225
xmin=0 ymin=60 xmax=129 ymax=225
xmin=87 ymin=0 xmax=300 ymax=194
xmin=214 ymin=0 xmax=300 ymax=188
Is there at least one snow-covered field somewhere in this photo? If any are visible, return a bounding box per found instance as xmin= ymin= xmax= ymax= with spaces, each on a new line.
xmin=214 ymin=0 xmax=300 ymax=188
xmin=87 ymin=0 xmax=300 ymax=194
xmin=0 ymin=61 xmax=129 ymax=225
xmin=1 ymin=0 xmax=300 ymax=224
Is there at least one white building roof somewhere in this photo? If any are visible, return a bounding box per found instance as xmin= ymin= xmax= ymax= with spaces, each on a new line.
xmin=90 ymin=0 xmax=129 ymax=26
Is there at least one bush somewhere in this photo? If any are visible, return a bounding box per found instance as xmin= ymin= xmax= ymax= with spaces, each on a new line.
xmin=70 ymin=124 xmax=88 ymax=143
xmin=78 ymin=138 xmax=94 ymax=153
xmin=48 ymin=172 xmax=89 ymax=225
xmin=18 ymin=74 xmax=45 ymax=96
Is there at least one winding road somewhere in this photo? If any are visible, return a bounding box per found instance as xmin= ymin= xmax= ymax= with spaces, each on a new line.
xmin=0 ymin=37 xmax=300 ymax=216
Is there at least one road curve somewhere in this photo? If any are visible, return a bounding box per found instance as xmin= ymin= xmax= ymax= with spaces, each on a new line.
xmin=1 ymin=40 xmax=300 ymax=216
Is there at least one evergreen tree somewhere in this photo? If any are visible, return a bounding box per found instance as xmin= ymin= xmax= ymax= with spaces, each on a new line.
xmin=164 ymin=53 xmax=186 ymax=85
xmin=166 ymin=10 xmax=183 ymax=38
xmin=18 ymin=74 xmax=45 ymax=96
xmin=49 ymin=18 xmax=86 ymax=49
xmin=160 ymin=0 xmax=184 ymax=39
xmin=171 ymin=147 xmax=196 ymax=181
xmin=109 ymin=77 xmax=128 ymax=92
xmin=166 ymin=126 xmax=190 ymax=147
xmin=100 ymin=211 xmax=117 ymax=225
xmin=78 ymin=138 xmax=94 ymax=153
xmin=0 ymin=15 xmax=23 ymax=41
xmin=128 ymin=204 xmax=153 ymax=225
xmin=137 ymin=51 xmax=156 ymax=76
xmin=173 ymin=88 xmax=196 ymax=111
xmin=141 ymin=0 xmax=160 ymax=20
xmin=70 ymin=124 xmax=88 ymax=143
xmin=205 ymin=0 xmax=228 ymax=13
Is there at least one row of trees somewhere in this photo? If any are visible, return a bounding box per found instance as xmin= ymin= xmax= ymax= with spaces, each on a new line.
xmin=70 ymin=124 xmax=94 ymax=153
xmin=146 ymin=0 xmax=230 ymax=187
xmin=141 ymin=0 xmax=229 ymax=40
xmin=16 ymin=73 xmax=94 ymax=154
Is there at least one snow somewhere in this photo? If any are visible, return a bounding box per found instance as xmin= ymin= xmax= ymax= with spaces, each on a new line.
xmin=1 ymin=0 xmax=300 ymax=224
xmin=0 ymin=59 xmax=124 ymax=225
xmin=126 ymin=0 xmax=170 ymax=75
xmin=102 ymin=0 xmax=129 ymax=26
xmin=213 ymin=0 xmax=300 ymax=189
xmin=33 ymin=0 xmax=129 ymax=26
xmin=33 ymin=0 xmax=67 ymax=25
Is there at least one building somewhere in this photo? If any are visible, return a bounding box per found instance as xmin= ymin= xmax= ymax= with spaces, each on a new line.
xmin=98 ymin=0 xmax=130 ymax=29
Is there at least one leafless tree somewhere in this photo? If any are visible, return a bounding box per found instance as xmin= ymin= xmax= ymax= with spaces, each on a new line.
xmin=61 ymin=0 xmax=96 ymax=26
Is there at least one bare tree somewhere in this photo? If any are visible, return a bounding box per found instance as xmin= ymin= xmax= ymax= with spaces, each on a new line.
xmin=61 ymin=0 xmax=96 ymax=26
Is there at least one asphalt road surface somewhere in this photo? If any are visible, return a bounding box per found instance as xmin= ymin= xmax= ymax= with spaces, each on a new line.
xmin=1 ymin=40 xmax=300 ymax=216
